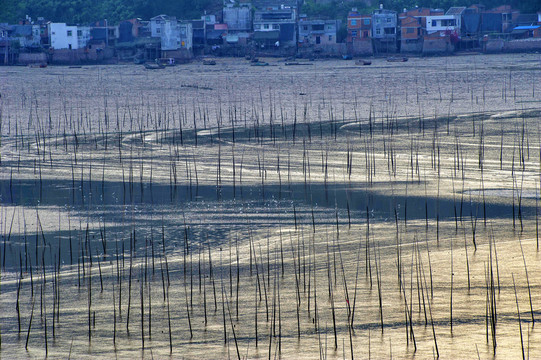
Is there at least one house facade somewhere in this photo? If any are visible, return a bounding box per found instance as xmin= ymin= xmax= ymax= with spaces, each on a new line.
xmin=400 ymin=16 xmax=422 ymax=52
xmin=223 ymin=4 xmax=252 ymax=32
xmin=426 ymin=7 xmax=465 ymax=37
xmin=372 ymin=8 xmax=397 ymax=53
xmin=347 ymin=10 xmax=371 ymax=42
xmin=150 ymin=15 xmax=193 ymax=53
xmin=399 ymin=8 xmax=444 ymax=53
xmin=298 ymin=19 xmax=340 ymax=46
xmin=10 ymin=25 xmax=41 ymax=49
xmin=346 ymin=9 xmax=372 ymax=55
xmin=426 ymin=15 xmax=461 ymax=34
xmin=253 ymin=8 xmax=296 ymax=48
xmin=48 ymin=23 xmax=90 ymax=49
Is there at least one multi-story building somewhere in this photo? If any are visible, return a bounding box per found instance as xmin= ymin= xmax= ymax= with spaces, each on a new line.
xmin=253 ymin=7 xmax=296 ymax=48
xmin=399 ymin=7 xmax=444 ymax=53
xmin=48 ymin=23 xmax=90 ymax=49
xmin=223 ymin=3 xmax=252 ymax=32
xmin=372 ymin=7 xmax=397 ymax=53
xmin=346 ymin=9 xmax=372 ymax=55
xmin=150 ymin=15 xmax=193 ymax=54
xmin=298 ymin=18 xmax=340 ymax=46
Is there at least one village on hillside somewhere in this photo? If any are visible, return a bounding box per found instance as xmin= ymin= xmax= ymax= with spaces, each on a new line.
xmin=1 ymin=1 xmax=541 ymax=65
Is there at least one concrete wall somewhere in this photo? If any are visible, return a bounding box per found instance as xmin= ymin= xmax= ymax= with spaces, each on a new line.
xmin=49 ymin=48 xmax=115 ymax=64
xmin=422 ymin=37 xmax=454 ymax=55
xmin=298 ymin=43 xmax=346 ymax=57
xmin=504 ymin=38 xmax=541 ymax=52
xmin=373 ymin=39 xmax=397 ymax=53
xmin=401 ymin=39 xmax=423 ymax=53
xmin=18 ymin=52 xmax=47 ymax=65
xmin=348 ymin=40 xmax=373 ymax=56
xmin=161 ymin=48 xmax=192 ymax=61
xmin=484 ymin=39 xmax=504 ymax=53
xmin=484 ymin=38 xmax=541 ymax=53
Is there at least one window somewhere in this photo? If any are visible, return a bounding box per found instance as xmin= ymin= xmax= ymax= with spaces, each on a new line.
xmin=376 ymin=18 xmax=380 ymax=24
xmin=364 ymin=19 xmax=370 ymax=25
xmin=432 ymin=20 xmax=437 ymax=26
xmin=77 ymin=30 xmax=82 ymax=36
xmin=303 ymin=25 xmax=308 ymax=30
xmin=351 ymin=30 xmax=357 ymax=37
xmin=328 ymin=35 xmax=332 ymax=41
xmin=441 ymin=19 xmax=456 ymax=27
xmin=157 ymin=28 xmax=161 ymax=33
xmin=327 ymin=25 xmax=333 ymax=30
xmin=67 ymin=30 xmax=72 ymax=36
xmin=255 ymin=24 xmax=261 ymax=29
xmin=387 ymin=17 xmax=392 ymax=23
xmin=273 ymin=24 xmax=279 ymax=30
xmin=313 ymin=24 xmax=324 ymax=31
xmin=384 ymin=27 xmax=395 ymax=35
xmin=351 ymin=19 xmax=357 ymax=26
xmin=316 ymin=36 xmax=320 ymax=44
xmin=264 ymin=24 xmax=269 ymax=29
xmin=376 ymin=28 xmax=380 ymax=35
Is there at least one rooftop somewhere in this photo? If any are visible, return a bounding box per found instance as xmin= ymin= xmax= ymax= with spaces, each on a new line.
xmin=446 ymin=7 xmax=466 ymax=15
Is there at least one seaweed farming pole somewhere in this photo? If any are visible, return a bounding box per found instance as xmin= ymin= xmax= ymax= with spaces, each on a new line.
xmin=512 ymin=275 xmax=526 ymax=360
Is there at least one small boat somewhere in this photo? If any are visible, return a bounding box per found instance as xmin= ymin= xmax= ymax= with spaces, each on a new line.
xmin=251 ymin=62 xmax=269 ymax=66
xmin=355 ymin=59 xmax=372 ymax=66
xmin=203 ymin=59 xmax=216 ymax=65
xmin=285 ymin=62 xmax=313 ymax=66
xmin=387 ymin=57 xmax=408 ymax=62
xmin=144 ymin=63 xmax=165 ymax=70
xmin=342 ymin=55 xmax=352 ymax=60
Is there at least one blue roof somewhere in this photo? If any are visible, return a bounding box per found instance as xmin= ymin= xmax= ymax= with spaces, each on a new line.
xmin=514 ymin=25 xmax=540 ymax=30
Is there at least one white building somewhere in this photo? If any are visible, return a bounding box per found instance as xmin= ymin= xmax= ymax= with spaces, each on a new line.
xmin=150 ymin=15 xmax=192 ymax=51
xmin=426 ymin=7 xmax=465 ymax=35
xmin=425 ymin=15 xmax=461 ymax=34
xmin=48 ymin=23 xmax=90 ymax=49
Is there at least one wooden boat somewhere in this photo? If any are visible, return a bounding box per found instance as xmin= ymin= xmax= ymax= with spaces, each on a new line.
xmin=355 ymin=59 xmax=372 ymax=65
xmin=203 ymin=59 xmax=217 ymax=65
xmin=387 ymin=57 xmax=408 ymax=62
xmin=285 ymin=62 xmax=313 ymax=66
xmin=144 ymin=63 xmax=165 ymax=70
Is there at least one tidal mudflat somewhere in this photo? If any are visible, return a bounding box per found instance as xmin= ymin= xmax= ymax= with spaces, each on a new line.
xmin=1 ymin=54 xmax=541 ymax=358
